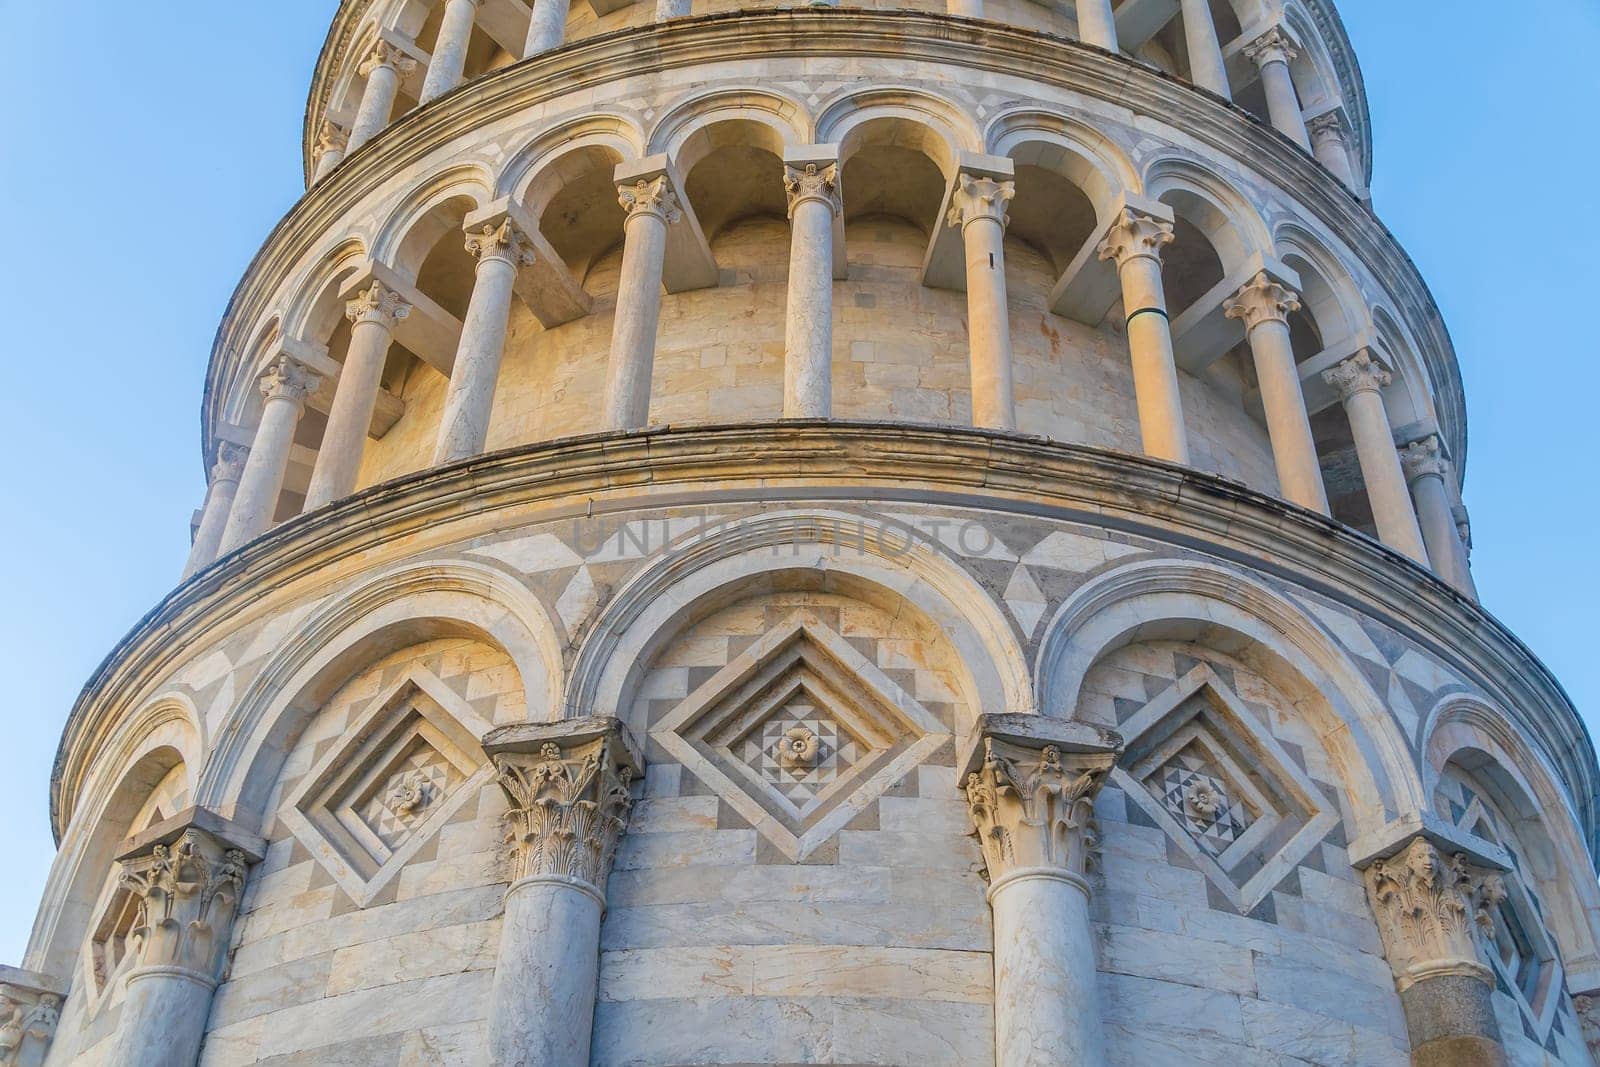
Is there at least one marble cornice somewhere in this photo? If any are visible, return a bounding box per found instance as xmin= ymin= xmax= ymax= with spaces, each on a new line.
xmin=54 ymin=423 xmax=1587 ymax=849
xmin=224 ymin=11 xmax=1464 ymax=474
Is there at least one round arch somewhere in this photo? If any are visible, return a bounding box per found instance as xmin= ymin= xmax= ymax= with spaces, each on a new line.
xmin=564 ymin=510 xmax=1033 ymax=742
xmin=371 ymin=163 xmax=495 ymax=276
xmin=1272 ymin=221 xmax=1367 ymax=346
xmin=648 ymin=86 xmax=812 ymax=173
xmin=496 ymin=113 xmax=646 ymax=208
xmin=983 ymin=108 xmax=1140 ymax=226
xmin=1143 ymin=154 xmax=1272 ymax=272
xmin=1036 ymin=557 xmax=1423 ymax=839
xmin=194 ymin=558 xmax=563 ymax=830
xmin=816 ymin=86 xmax=981 ymax=179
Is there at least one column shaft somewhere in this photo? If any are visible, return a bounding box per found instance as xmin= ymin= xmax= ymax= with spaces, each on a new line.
xmin=347 ymin=45 xmax=413 ymax=153
xmin=1099 ymin=209 xmax=1188 ymax=463
xmin=783 ymin=162 xmax=840 ymax=419
xmin=1075 ymin=0 xmax=1118 ymax=50
xmin=114 ymin=973 xmax=215 ymax=1067
xmin=1310 ymin=114 xmax=1359 ymax=189
xmin=312 ymin=122 xmax=348 ymax=182
xmin=1247 ymin=32 xmax=1311 ymax=148
xmin=435 ymin=224 xmax=529 ymax=464
xmin=489 ymin=878 xmax=604 ymax=1066
xmin=949 ymin=175 xmax=1017 ymax=431
xmin=1404 ymin=440 xmax=1477 ymax=597
xmin=603 ymin=178 xmax=677 ymax=431
xmin=525 ymin=0 xmax=572 ymax=55
xmin=182 ymin=446 xmax=247 ymax=578
xmin=420 ymin=0 xmax=478 ymax=104
xmin=1179 ymin=0 xmax=1230 ymax=97
xmin=306 ymin=284 xmax=410 ymax=510
xmin=1324 ymin=353 xmax=1428 ymax=563
xmin=991 ymin=872 xmax=1103 ymax=1066
xmin=218 ymin=359 xmax=320 ymax=555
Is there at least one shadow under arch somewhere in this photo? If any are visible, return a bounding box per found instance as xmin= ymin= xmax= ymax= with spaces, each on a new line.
xmin=647 ymin=85 xmax=812 ymax=167
xmin=496 ymin=113 xmax=647 ymax=206
xmin=1035 ymin=557 xmax=1423 ymax=840
xmin=1424 ymin=694 xmax=1600 ymax=989
xmin=370 ymin=162 xmax=496 ymax=277
xmin=194 ymin=558 xmax=563 ymax=831
xmin=564 ymin=510 xmax=1033 ymax=743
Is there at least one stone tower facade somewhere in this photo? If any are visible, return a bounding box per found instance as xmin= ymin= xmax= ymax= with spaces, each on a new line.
xmin=8 ymin=1 xmax=1598 ymax=1065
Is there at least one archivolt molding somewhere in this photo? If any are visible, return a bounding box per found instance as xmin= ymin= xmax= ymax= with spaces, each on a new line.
xmin=497 ymin=113 xmax=647 ymax=205
xmin=1036 ymin=556 xmax=1423 ymax=839
xmin=371 ymin=162 xmax=495 ymax=275
xmin=815 ymin=85 xmax=982 ymax=178
xmin=648 ymin=86 xmax=812 ymax=165
xmin=1143 ymin=153 xmax=1274 ymax=271
xmin=192 ymin=558 xmax=563 ymax=831
xmin=982 ymin=107 xmax=1140 ymax=226
xmin=564 ymin=509 xmax=1033 ymax=740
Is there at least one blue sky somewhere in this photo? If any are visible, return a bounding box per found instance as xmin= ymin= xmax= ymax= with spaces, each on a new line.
xmin=0 ymin=1 xmax=1594 ymax=964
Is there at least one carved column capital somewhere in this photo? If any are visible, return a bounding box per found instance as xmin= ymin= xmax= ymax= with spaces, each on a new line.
xmin=0 ymin=971 xmax=62 ymax=1067
xmin=946 ymin=174 xmax=1015 ymax=231
xmin=257 ymin=354 xmax=322 ymax=406
xmin=1307 ymin=111 xmax=1347 ymax=147
xmin=1400 ymin=435 xmax=1451 ymax=484
xmin=1224 ymin=271 xmax=1301 ymax=332
xmin=1322 ymin=349 xmax=1392 ymax=402
xmin=961 ymin=717 xmax=1122 ymax=893
xmin=344 ymin=280 xmax=413 ymax=329
xmin=617 ymin=175 xmax=683 ymax=225
xmin=1244 ymin=27 xmax=1298 ymax=68
xmin=210 ymin=442 xmax=250 ymax=484
xmin=1574 ymin=994 xmax=1600 ymax=1059
xmin=1096 ymin=207 xmax=1175 ymax=268
xmin=783 ymin=162 xmax=843 ymax=219
xmin=117 ymin=826 xmax=257 ymax=988
xmin=464 ymin=218 xmax=538 ymax=268
xmin=1364 ymin=837 xmax=1504 ymax=990
xmin=358 ymin=40 xmax=418 ymax=78
xmin=314 ymin=119 xmax=349 ymax=157
xmin=488 ymin=718 xmax=642 ymax=900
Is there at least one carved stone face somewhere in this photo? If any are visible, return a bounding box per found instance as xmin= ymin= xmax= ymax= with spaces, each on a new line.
xmin=777 ymin=726 xmax=822 ymax=770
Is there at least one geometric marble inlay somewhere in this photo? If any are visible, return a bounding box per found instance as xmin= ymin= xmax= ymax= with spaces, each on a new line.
xmin=652 ymin=612 xmax=952 ymax=861
xmin=1115 ymin=663 xmax=1339 ymax=912
xmin=280 ymin=667 xmax=495 ymax=906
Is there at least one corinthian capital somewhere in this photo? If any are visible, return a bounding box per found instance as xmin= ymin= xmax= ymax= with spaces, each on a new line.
xmin=960 ymin=716 xmax=1122 ymax=891
xmin=947 ymin=174 xmax=1015 ymax=231
xmin=1574 ymin=995 xmax=1600 ymax=1059
xmin=1096 ymin=207 xmax=1175 ymax=268
xmin=315 ymin=120 xmax=349 ymax=156
xmin=0 ymin=971 xmax=62 ymax=1067
xmin=1400 ymin=435 xmax=1451 ymax=483
xmin=487 ymin=718 xmax=642 ymax=896
xmin=617 ymin=175 xmax=683 ymax=224
xmin=784 ymin=162 xmax=843 ymax=219
xmin=464 ymin=219 xmax=537 ymax=267
xmin=359 ymin=40 xmax=419 ymax=78
xmin=345 ymin=281 xmax=413 ymax=328
xmin=1224 ymin=272 xmax=1301 ymax=332
xmin=1307 ymin=111 xmax=1347 ymax=146
xmin=1244 ymin=27 xmax=1298 ymax=68
xmin=258 ymin=354 xmax=322 ymax=405
xmin=1322 ymin=350 xmax=1392 ymax=402
xmin=211 ymin=442 xmax=250 ymax=483
xmin=116 ymin=815 xmax=263 ymax=986
xmin=1365 ymin=837 xmax=1503 ymax=990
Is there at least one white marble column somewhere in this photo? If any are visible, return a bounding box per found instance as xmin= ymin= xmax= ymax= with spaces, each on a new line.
xmin=1097 ymin=206 xmax=1190 ymax=464
xmin=106 ymin=812 xmax=264 ymax=1067
xmin=1225 ymin=272 xmax=1329 ymax=514
xmin=525 ymin=0 xmax=571 ymax=54
xmin=434 ymin=220 xmax=536 ymax=464
xmin=1402 ymin=436 xmax=1478 ymax=597
xmin=947 ymin=173 xmax=1017 ymax=431
xmin=1245 ymin=29 xmax=1311 ymax=149
xmin=420 ymin=0 xmax=481 ymax=104
xmin=1075 ymin=0 xmax=1118 ymax=50
xmin=182 ymin=444 xmax=249 ymax=579
xmin=217 ymin=356 xmax=321 ymax=555
xmin=783 ymin=159 xmax=842 ymax=419
xmin=962 ymin=716 xmax=1121 ymax=1067
xmin=311 ymin=121 xmax=349 ymax=182
xmin=1362 ymin=837 xmax=1509 ymax=1067
xmin=602 ymin=174 xmax=680 ymax=431
xmin=304 ymin=284 xmax=411 ymax=510
xmin=484 ymin=719 xmax=641 ymax=1067
xmin=1308 ymin=112 xmax=1359 ymax=190
xmin=1180 ymin=0 xmax=1230 ymax=97
xmin=347 ymin=42 xmax=417 ymax=154
xmin=1321 ymin=352 xmax=1428 ymax=564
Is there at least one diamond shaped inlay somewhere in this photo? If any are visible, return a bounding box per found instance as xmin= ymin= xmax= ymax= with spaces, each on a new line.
xmin=1113 ymin=663 xmax=1339 ymax=912
xmin=652 ymin=612 xmax=952 ymax=861
xmin=280 ymin=667 xmax=495 ymax=906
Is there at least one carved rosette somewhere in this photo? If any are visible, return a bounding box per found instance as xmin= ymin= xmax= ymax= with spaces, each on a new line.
xmin=1364 ymin=837 xmax=1505 ymax=990
xmin=464 ymin=219 xmax=538 ymax=268
xmin=359 ymin=40 xmax=418 ymax=79
xmin=1400 ymin=435 xmax=1451 ymax=484
xmin=257 ymin=355 xmax=322 ymax=406
xmin=1224 ymin=272 xmax=1302 ymax=332
xmin=783 ymin=162 xmax=843 ymax=219
xmin=946 ymin=174 xmax=1015 ymax=231
xmin=211 ymin=442 xmax=250 ymax=484
xmin=495 ymin=738 xmax=635 ymax=894
xmin=1096 ymin=207 xmax=1175 ymax=268
xmin=1244 ymin=28 xmax=1299 ymax=68
xmin=118 ymin=829 xmax=251 ymax=987
xmin=617 ymin=176 xmax=683 ymax=225
xmin=1322 ymin=350 xmax=1392 ymax=402
xmin=963 ymin=737 xmax=1117 ymax=891
xmin=345 ymin=281 xmax=413 ymax=330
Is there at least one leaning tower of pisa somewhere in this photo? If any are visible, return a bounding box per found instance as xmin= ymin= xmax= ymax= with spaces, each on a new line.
xmin=7 ymin=0 xmax=1599 ymax=1064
